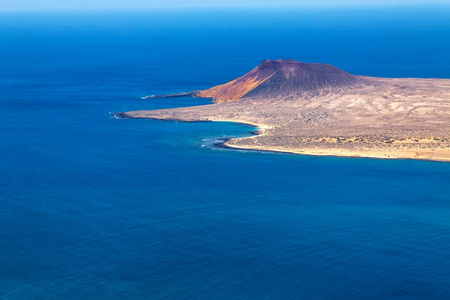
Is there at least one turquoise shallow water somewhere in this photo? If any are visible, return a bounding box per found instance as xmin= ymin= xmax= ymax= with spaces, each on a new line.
xmin=0 ymin=7 xmax=450 ymax=299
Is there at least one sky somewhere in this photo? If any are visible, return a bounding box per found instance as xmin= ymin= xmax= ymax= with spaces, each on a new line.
xmin=1 ymin=0 xmax=449 ymax=11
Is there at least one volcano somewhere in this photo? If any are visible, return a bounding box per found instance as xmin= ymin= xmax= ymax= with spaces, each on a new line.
xmin=195 ymin=59 xmax=367 ymax=102
xmin=146 ymin=59 xmax=368 ymax=103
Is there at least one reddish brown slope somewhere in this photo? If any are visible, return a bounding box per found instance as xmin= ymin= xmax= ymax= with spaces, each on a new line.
xmin=193 ymin=59 xmax=367 ymax=102
xmin=194 ymin=60 xmax=278 ymax=102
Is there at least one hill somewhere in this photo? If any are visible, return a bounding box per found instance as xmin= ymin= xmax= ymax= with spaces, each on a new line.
xmin=195 ymin=59 xmax=367 ymax=102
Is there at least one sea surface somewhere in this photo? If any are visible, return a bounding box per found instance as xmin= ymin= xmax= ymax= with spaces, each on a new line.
xmin=0 ymin=7 xmax=450 ymax=299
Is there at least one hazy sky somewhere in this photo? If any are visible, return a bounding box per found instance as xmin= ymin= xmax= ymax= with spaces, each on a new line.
xmin=1 ymin=0 xmax=448 ymax=11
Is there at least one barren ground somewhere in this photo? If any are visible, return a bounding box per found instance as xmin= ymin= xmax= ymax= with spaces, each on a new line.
xmin=119 ymin=76 xmax=450 ymax=162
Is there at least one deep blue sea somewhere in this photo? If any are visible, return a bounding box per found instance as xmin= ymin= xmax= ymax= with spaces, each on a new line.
xmin=1 ymin=6 xmax=450 ymax=299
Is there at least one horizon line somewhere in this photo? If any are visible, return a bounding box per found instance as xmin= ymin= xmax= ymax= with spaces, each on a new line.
xmin=0 ymin=3 xmax=449 ymax=13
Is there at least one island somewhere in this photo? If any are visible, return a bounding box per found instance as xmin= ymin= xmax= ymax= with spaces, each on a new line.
xmin=116 ymin=59 xmax=450 ymax=162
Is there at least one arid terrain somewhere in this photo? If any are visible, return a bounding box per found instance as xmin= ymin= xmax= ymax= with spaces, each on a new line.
xmin=118 ymin=59 xmax=450 ymax=162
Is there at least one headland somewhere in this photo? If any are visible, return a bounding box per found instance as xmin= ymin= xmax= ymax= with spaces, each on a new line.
xmin=118 ymin=59 xmax=450 ymax=162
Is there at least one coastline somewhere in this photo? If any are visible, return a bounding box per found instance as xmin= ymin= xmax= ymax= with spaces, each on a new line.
xmin=221 ymin=139 xmax=450 ymax=163
xmin=118 ymin=113 xmax=450 ymax=163
xmin=159 ymin=116 xmax=450 ymax=162
xmin=116 ymin=73 xmax=450 ymax=163
xmin=216 ymin=121 xmax=450 ymax=163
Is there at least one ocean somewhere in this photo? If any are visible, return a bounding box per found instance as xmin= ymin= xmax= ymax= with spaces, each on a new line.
xmin=0 ymin=6 xmax=449 ymax=299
